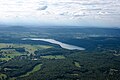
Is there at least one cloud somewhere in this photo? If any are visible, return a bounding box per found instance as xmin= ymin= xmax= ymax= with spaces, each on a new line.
xmin=0 ymin=0 xmax=120 ymax=27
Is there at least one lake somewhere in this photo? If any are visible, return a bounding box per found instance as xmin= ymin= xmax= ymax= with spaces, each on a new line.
xmin=22 ymin=38 xmax=85 ymax=50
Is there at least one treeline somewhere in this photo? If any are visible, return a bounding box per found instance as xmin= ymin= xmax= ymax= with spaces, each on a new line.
xmin=56 ymin=37 xmax=120 ymax=51
xmin=34 ymin=48 xmax=77 ymax=56
xmin=0 ymin=38 xmax=59 ymax=48
xmin=18 ymin=59 xmax=81 ymax=80
xmin=0 ymin=58 xmax=41 ymax=77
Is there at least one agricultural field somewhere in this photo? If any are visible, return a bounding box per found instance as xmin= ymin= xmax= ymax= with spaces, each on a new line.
xmin=0 ymin=43 xmax=52 ymax=61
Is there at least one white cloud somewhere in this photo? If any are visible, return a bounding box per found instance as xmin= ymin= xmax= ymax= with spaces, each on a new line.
xmin=0 ymin=0 xmax=120 ymax=27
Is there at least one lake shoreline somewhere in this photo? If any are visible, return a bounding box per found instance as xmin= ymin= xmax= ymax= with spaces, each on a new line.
xmin=22 ymin=38 xmax=85 ymax=50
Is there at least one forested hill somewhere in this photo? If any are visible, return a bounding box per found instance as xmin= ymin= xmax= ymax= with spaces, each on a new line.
xmin=0 ymin=27 xmax=120 ymax=36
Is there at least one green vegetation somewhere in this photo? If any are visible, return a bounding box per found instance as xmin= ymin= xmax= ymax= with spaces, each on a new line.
xmin=74 ymin=62 xmax=81 ymax=68
xmin=0 ymin=51 xmax=23 ymax=61
xmin=1 ymin=59 xmax=41 ymax=78
xmin=0 ymin=73 xmax=7 ymax=80
xmin=41 ymin=55 xmax=65 ymax=59
xmin=0 ymin=48 xmax=24 ymax=61
xmin=70 ymin=74 xmax=79 ymax=76
xmin=0 ymin=28 xmax=120 ymax=80
xmin=0 ymin=58 xmax=11 ymax=61
xmin=20 ymin=64 xmax=42 ymax=77
xmin=17 ymin=44 xmax=52 ymax=54
xmin=3 ymin=52 xmax=22 ymax=58
xmin=0 ymin=43 xmax=52 ymax=54
xmin=0 ymin=43 xmax=52 ymax=61
xmin=0 ymin=43 xmax=9 ymax=48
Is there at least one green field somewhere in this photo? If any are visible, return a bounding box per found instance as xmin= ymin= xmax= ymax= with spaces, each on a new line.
xmin=0 ymin=73 xmax=7 ymax=80
xmin=0 ymin=50 xmax=23 ymax=61
xmin=0 ymin=43 xmax=52 ymax=61
xmin=74 ymin=62 xmax=81 ymax=68
xmin=0 ymin=43 xmax=52 ymax=54
xmin=16 ymin=44 xmax=52 ymax=54
xmin=41 ymin=55 xmax=65 ymax=59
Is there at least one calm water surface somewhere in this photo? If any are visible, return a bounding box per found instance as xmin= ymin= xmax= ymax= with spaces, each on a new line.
xmin=22 ymin=38 xmax=85 ymax=50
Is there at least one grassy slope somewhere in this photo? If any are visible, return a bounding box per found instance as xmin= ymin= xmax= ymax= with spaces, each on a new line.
xmin=20 ymin=64 xmax=42 ymax=77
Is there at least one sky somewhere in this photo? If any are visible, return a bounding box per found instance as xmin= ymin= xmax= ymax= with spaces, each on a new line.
xmin=0 ymin=0 xmax=120 ymax=27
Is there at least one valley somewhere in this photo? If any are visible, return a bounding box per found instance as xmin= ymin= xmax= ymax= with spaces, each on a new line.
xmin=0 ymin=27 xmax=120 ymax=80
